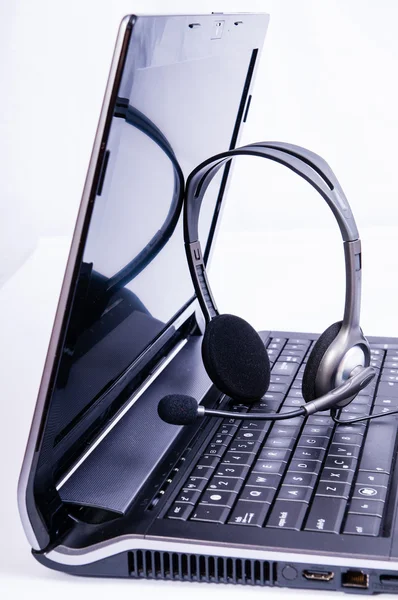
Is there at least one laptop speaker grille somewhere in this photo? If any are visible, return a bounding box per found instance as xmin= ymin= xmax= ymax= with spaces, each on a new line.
xmin=128 ymin=550 xmax=276 ymax=585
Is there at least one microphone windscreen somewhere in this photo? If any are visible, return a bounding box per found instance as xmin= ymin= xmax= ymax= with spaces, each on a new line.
xmin=157 ymin=394 xmax=199 ymax=425
xmin=202 ymin=314 xmax=270 ymax=401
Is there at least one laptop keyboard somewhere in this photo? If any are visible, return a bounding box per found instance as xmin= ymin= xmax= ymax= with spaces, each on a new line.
xmin=165 ymin=335 xmax=398 ymax=536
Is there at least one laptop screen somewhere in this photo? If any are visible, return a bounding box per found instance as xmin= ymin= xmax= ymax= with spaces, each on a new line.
xmin=43 ymin=19 xmax=260 ymax=463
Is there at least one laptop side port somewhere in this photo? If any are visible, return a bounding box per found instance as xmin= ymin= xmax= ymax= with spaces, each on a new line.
xmin=380 ymin=574 xmax=398 ymax=588
xmin=303 ymin=570 xmax=334 ymax=582
xmin=341 ymin=570 xmax=369 ymax=589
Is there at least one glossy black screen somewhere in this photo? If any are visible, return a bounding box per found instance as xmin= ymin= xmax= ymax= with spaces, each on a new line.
xmin=47 ymin=18 xmax=258 ymax=453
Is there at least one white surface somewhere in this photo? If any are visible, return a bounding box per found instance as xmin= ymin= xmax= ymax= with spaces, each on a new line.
xmin=1 ymin=230 xmax=398 ymax=598
xmin=3 ymin=0 xmax=398 ymax=284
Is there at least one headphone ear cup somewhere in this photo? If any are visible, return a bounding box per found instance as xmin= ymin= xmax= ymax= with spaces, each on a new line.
xmin=302 ymin=321 xmax=343 ymax=403
xmin=201 ymin=314 xmax=270 ymax=402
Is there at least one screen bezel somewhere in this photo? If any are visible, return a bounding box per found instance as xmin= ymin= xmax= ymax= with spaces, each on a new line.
xmin=18 ymin=12 xmax=269 ymax=551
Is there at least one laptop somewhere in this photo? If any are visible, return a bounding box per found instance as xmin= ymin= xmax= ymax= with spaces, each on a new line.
xmin=18 ymin=12 xmax=398 ymax=594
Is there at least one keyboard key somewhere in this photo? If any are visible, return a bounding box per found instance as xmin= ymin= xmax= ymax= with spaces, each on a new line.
xmin=293 ymin=447 xmax=325 ymax=462
xmin=215 ymin=464 xmax=250 ymax=479
xmin=321 ymin=468 xmax=355 ymax=484
xmin=316 ymin=481 xmax=351 ymax=499
xmin=278 ymin=355 xmax=301 ymax=363
xmin=349 ymin=498 xmax=384 ymax=518
xmin=240 ymin=420 xmax=270 ymax=432
xmin=289 ymin=459 xmax=321 ymax=474
xmin=374 ymin=397 xmax=398 ymax=409
xmin=359 ymin=419 xmax=397 ymax=474
xmin=263 ymin=437 xmax=294 ymax=450
xmin=217 ymin=424 xmax=238 ymax=436
xmin=304 ymin=497 xmax=346 ymax=533
xmin=352 ymin=484 xmax=387 ymax=502
xmin=235 ymin=430 xmax=266 ymax=442
xmin=270 ymin=374 xmax=292 ymax=385
xmin=229 ymin=403 xmax=250 ymax=413
xmin=175 ymin=490 xmax=201 ymax=505
xmin=259 ymin=448 xmax=290 ymax=462
xmin=183 ymin=477 xmax=207 ymax=491
xmin=222 ymin=452 xmax=256 ymax=466
xmin=268 ymin=424 xmax=301 ymax=438
xmin=210 ymin=433 xmax=232 ymax=447
xmin=328 ymin=443 xmax=360 ymax=459
xmin=229 ymin=440 xmax=260 ymax=454
xmin=276 ymin=416 xmax=304 ymax=427
xmin=371 ymin=406 xmax=396 ymax=416
xmin=228 ymin=500 xmax=270 ymax=526
xmin=272 ymin=362 xmax=299 ymax=376
xmin=303 ymin=425 xmax=333 ymax=437
xmin=204 ymin=442 xmax=227 ymax=458
xmin=190 ymin=465 xmax=215 ymax=479
xmin=334 ymin=423 xmax=366 ymax=436
xmin=384 ymin=361 xmax=398 ymax=369
xmin=324 ymin=456 xmax=357 ymax=471
xmin=283 ymin=472 xmax=317 ymax=487
xmin=278 ymin=485 xmax=313 ymax=502
xmin=167 ymin=503 xmax=194 ymax=520
xmin=288 ymin=338 xmax=311 ymax=346
xmin=222 ymin=417 xmax=242 ymax=427
xmin=251 ymin=399 xmax=282 ymax=413
xmin=307 ymin=414 xmax=334 ymax=426
xmin=252 ymin=460 xmax=286 ymax=476
xmin=267 ymin=341 xmax=284 ymax=350
xmin=201 ymin=490 xmax=237 ymax=507
xmin=381 ymin=375 xmax=398 ymax=383
xmin=191 ymin=504 xmax=230 ymax=523
xmin=263 ymin=389 xmax=287 ymax=401
xmin=377 ymin=382 xmax=398 ymax=397
xmin=267 ymin=500 xmax=308 ymax=530
xmin=342 ymin=403 xmax=371 ymax=415
xmin=350 ymin=395 xmax=373 ymax=405
xmin=292 ymin=379 xmax=303 ymax=388
xmin=240 ymin=486 xmax=276 ymax=503
xmin=246 ymin=473 xmax=281 ymax=488
xmin=208 ymin=477 xmax=244 ymax=493
xmin=196 ymin=455 xmax=220 ymax=468
xmin=298 ymin=436 xmax=329 ymax=450
xmin=269 ymin=383 xmax=289 ymax=394
xmin=282 ymin=343 xmax=305 ymax=351
xmin=284 ymin=397 xmax=305 ymax=407
xmin=343 ymin=514 xmax=381 ymax=536
xmin=356 ymin=471 xmax=389 ymax=487
xmin=333 ymin=432 xmax=362 ymax=446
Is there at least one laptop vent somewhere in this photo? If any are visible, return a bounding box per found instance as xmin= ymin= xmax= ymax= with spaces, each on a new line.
xmin=128 ymin=550 xmax=276 ymax=585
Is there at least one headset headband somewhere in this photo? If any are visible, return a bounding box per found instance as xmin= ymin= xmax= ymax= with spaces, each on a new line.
xmin=184 ymin=142 xmax=362 ymax=332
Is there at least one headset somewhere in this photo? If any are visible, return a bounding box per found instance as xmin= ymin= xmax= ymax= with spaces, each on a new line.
xmin=157 ymin=141 xmax=397 ymax=427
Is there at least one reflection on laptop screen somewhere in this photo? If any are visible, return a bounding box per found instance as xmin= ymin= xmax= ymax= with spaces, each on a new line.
xmin=45 ymin=36 xmax=257 ymax=452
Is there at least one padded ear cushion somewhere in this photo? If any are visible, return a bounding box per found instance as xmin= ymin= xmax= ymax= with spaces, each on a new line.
xmin=302 ymin=321 xmax=342 ymax=402
xmin=202 ymin=314 xmax=270 ymax=402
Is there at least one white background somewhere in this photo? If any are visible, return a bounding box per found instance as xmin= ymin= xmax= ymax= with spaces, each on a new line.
xmin=2 ymin=0 xmax=398 ymax=598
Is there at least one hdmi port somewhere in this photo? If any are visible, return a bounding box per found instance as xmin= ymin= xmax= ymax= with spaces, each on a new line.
xmin=303 ymin=570 xmax=335 ymax=582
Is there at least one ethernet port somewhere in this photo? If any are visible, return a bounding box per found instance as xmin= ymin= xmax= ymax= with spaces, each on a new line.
xmin=342 ymin=570 xmax=369 ymax=589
